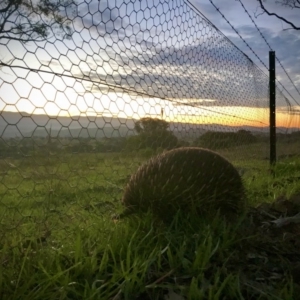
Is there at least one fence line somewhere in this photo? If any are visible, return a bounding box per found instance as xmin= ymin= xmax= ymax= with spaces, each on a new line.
xmin=0 ymin=0 xmax=300 ymax=239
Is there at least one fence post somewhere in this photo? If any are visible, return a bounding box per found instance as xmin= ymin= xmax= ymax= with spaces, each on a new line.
xmin=269 ymin=51 xmax=276 ymax=166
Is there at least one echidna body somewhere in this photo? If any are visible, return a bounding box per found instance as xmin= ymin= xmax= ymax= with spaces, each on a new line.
xmin=122 ymin=147 xmax=246 ymax=221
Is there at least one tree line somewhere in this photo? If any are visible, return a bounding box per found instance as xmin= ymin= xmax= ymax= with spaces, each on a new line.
xmin=0 ymin=117 xmax=273 ymax=158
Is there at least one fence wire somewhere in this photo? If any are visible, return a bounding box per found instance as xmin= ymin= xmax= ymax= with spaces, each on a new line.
xmin=0 ymin=0 xmax=300 ymax=240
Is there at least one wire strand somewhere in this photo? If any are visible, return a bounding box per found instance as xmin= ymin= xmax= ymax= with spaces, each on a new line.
xmin=235 ymin=0 xmax=300 ymax=105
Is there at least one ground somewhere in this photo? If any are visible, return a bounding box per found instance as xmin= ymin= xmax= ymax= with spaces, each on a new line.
xmin=0 ymin=142 xmax=300 ymax=299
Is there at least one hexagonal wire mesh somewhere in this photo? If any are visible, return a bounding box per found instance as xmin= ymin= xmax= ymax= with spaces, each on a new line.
xmin=0 ymin=0 xmax=299 ymax=242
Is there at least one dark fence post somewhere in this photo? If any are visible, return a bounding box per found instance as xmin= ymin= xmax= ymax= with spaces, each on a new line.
xmin=269 ymin=51 xmax=276 ymax=166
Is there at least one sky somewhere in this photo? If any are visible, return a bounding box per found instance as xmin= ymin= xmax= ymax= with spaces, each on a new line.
xmin=0 ymin=0 xmax=299 ymax=130
xmin=188 ymin=0 xmax=300 ymax=127
xmin=190 ymin=0 xmax=300 ymax=97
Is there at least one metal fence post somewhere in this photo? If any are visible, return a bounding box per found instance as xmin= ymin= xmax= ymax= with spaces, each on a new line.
xmin=269 ymin=51 xmax=276 ymax=166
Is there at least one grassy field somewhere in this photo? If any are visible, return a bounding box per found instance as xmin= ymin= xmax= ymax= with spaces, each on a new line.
xmin=1 ymin=141 xmax=300 ymax=299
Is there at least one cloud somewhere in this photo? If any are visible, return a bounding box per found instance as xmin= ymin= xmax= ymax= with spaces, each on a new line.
xmin=47 ymin=0 xmax=297 ymax=111
xmin=188 ymin=0 xmax=300 ymax=106
xmin=74 ymin=0 xmax=155 ymax=48
xmin=72 ymin=40 xmax=269 ymax=109
xmin=63 ymin=0 xmax=271 ymax=109
xmin=227 ymin=25 xmax=300 ymax=106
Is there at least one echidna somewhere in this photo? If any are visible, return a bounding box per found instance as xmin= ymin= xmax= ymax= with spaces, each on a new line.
xmin=122 ymin=147 xmax=246 ymax=221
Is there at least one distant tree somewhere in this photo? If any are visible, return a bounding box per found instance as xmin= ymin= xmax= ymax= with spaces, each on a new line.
xmin=130 ymin=117 xmax=178 ymax=151
xmin=194 ymin=130 xmax=257 ymax=150
xmin=256 ymin=0 xmax=300 ymax=30
xmin=236 ymin=129 xmax=257 ymax=143
xmin=291 ymin=131 xmax=300 ymax=137
xmin=195 ymin=131 xmax=236 ymax=150
xmin=0 ymin=0 xmax=76 ymax=43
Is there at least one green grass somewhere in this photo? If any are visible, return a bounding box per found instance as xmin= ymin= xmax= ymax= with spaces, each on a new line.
xmin=0 ymin=143 xmax=300 ymax=299
xmin=0 ymin=213 xmax=246 ymax=299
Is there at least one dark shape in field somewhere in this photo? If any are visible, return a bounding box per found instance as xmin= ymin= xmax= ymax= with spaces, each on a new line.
xmin=122 ymin=147 xmax=246 ymax=221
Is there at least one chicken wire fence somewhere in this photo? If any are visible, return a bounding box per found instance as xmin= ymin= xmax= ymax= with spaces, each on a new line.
xmin=0 ymin=0 xmax=299 ymax=240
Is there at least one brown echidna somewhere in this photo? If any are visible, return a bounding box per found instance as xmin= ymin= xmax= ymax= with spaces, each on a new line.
xmin=122 ymin=147 xmax=246 ymax=221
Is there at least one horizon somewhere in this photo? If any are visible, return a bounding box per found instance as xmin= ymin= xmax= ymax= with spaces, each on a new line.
xmin=1 ymin=108 xmax=300 ymax=130
xmin=1 ymin=103 xmax=300 ymax=129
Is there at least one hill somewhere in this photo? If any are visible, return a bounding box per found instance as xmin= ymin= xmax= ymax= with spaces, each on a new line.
xmin=0 ymin=111 xmax=296 ymax=139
